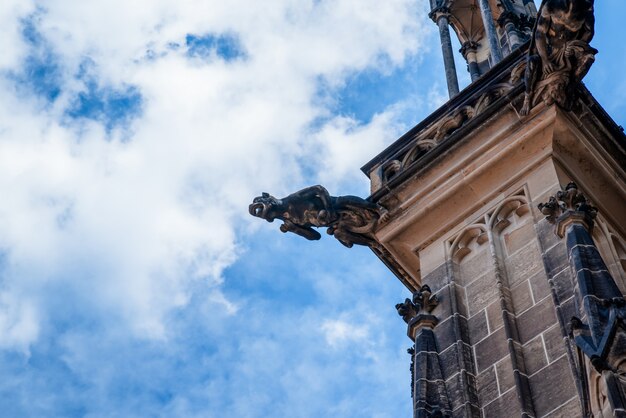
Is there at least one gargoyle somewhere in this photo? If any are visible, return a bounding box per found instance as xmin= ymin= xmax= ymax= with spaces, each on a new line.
xmin=249 ymin=185 xmax=384 ymax=248
xmin=521 ymin=0 xmax=596 ymax=115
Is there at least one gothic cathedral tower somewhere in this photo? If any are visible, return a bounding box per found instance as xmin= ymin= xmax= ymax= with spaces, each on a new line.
xmin=250 ymin=1 xmax=626 ymax=416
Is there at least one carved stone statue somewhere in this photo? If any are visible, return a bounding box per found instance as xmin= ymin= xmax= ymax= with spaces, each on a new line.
xmin=249 ymin=185 xmax=384 ymax=248
xmin=521 ymin=0 xmax=596 ymax=115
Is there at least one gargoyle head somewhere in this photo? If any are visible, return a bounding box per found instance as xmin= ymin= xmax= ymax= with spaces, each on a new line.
xmin=249 ymin=192 xmax=284 ymax=222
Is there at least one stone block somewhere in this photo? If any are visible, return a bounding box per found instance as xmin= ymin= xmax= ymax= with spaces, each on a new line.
xmin=486 ymin=300 xmax=504 ymax=332
xmin=454 ymin=284 xmax=469 ymax=318
xmin=543 ymin=324 xmax=567 ymax=363
xmin=482 ymin=387 xmax=521 ymax=417
xmin=446 ymin=371 xmax=478 ymax=412
xmin=517 ymin=372 xmax=535 ymax=414
xmin=544 ymin=241 xmax=569 ymax=277
xmin=451 ymin=403 xmax=481 ymax=418
xmin=440 ymin=341 xmax=476 ymax=380
xmin=511 ymin=280 xmax=534 ymax=314
xmin=529 ymin=270 xmax=551 ymax=303
xmin=535 ymin=217 xmax=560 ymax=252
xmin=459 ymin=248 xmax=492 ymax=286
xmin=477 ymin=366 xmax=498 ymax=406
xmin=503 ymin=221 xmax=536 ymax=257
xmin=543 ymin=396 xmax=582 ymax=418
xmin=433 ymin=284 xmax=454 ymax=320
xmin=422 ymin=263 xmax=449 ymax=294
xmin=435 ymin=316 xmax=456 ymax=352
xmin=528 ymin=356 xmax=577 ymax=417
xmin=522 ymin=336 xmax=548 ymax=376
xmin=495 ymin=355 xmax=515 ymax=394
xmin=475 ymin=326 xmax=508 ymax=372
xmin=468 ymin=310 xmax=489 ymax=344
xmin=551 ymin=268 xmax=575 ymax=303
xmin=466 ymin=272 xmax=499 ymax=316
xmin=558 ymin=296 xmax=578 ymax=325
xmin=516 ymin=296 xmax=557 ymax=344
xmin=505 ymin=240 xmax=543 ymax=287
xmin=435 ymin=314 xmax=470 ymax=352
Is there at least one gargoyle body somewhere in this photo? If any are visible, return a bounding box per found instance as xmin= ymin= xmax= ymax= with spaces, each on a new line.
xmin=249 ymin=185 xmax=383 ymax=248
xmin=521 ymin=0 xmax=596 ymax=115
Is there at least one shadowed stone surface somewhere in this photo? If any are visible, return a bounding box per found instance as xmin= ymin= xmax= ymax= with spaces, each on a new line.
xmin=529 ymin=356 xmax=577 ymax=416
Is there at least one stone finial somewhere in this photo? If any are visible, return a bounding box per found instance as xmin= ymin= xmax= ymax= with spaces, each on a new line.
xmin=249 ymin=185 xmax=385 ymax=248
xmin=396 ymin=298 xmax=419 ymax=324
xmin=396 ymin=285 xmax=440 ymax=324
xmin=414 ymin=284 xmax=439 ymax=313
xmin=538 ymin=182 xmax=597 ymax=237
xmin=396 ymin=285 xmax=439 ymax=332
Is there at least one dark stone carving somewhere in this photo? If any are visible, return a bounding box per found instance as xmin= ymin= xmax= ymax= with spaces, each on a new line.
xmin=538 ymin=182 xmax=597 ymax=237
xmin=249 ymin=185 xmax=385 ymax=248
xmin=414 ymin=284 xmax=439 ymax=313
xmin=396 ymin=285 xmax=439 ymax=324
xmin=521 ymin=0 xmax=597 ymax=115
xmin=396 ymin=298 xmax=420 ymax=324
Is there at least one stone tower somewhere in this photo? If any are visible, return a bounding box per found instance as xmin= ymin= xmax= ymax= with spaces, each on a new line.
xmin=250 ymin=1 xmax=626 ymax=416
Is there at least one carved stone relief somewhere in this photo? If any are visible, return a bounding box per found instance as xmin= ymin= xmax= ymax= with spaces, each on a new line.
xmin=377 ymin=81 xmax=518 ymax=187
xmin=449 ymin=224 xmax=488 ymax=264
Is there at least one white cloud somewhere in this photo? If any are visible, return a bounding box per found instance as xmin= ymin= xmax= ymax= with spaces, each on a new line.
xmin=0 ymin=0 xmax=428 ymax=348
xmin=321 ymin=318 xmax=369 ymax=348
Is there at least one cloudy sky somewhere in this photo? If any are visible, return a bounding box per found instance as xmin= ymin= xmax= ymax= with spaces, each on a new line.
xmin=0 ymin=1 xmax=624 ymax=417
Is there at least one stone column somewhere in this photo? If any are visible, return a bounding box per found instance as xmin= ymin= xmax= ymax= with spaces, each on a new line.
xmin=460 ymin=41 xmax=481 ymax=82
xmin=429 ymin=7 xmax=460 ymax=98
xmin=498 ymin=11 xmax=524 ymax=51
xmin=476 ymin=0 xmax=503 ymax=65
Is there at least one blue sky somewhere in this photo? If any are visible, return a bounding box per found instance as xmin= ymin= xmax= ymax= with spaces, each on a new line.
xmin=0 ymin=1 xmax=624 ymax=417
